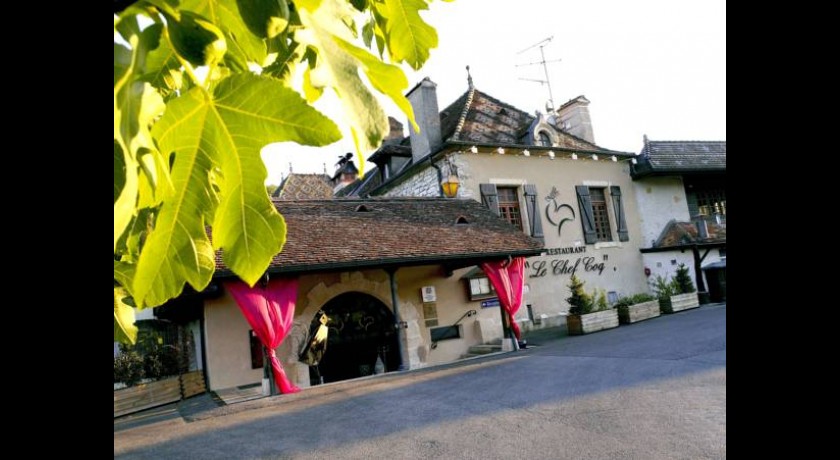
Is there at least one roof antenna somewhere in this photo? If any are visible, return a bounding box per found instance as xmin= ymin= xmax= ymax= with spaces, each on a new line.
xmin=288 ymin=162 xmax=293 ymax=174
xmin=466 ymin=65 xmax=474 ymax=89
xmin=515 ymin=36 xmax=561 ymax=113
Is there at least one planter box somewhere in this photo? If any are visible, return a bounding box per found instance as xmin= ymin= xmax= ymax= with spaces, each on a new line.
xmin=114 ymin=375 xmax=181 ymax=418
xmin=618 ymin=300 xmax=661 ymax=324
xmin=567 ymin=309 xmax=619 ymax=335
xmin=659 ymin=292 xmax=700 ymax=314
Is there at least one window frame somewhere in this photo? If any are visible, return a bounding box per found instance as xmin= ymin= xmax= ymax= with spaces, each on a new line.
xmin=588 ymin=187 xmax=614 ymax=242
xmin=496 ymin=186 xmax=524 ymax=231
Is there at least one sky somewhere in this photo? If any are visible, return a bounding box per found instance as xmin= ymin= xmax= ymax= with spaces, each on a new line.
xmin=261 ymin=0 xmax=726 ymax=184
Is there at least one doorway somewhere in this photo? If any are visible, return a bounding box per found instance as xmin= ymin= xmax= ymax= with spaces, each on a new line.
xmin=315 ymin=292 xmax=400 ymax=384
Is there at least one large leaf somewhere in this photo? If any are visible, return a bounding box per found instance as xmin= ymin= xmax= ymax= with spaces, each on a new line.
xmin=380 ymin=0 xmax=437 ymax=70
xmin=141 ymin=73 xmax=340 ymax=307
xmin=210 ymin=74 xmax=339 ymax=284
xmin=114 ymin=141 xmax=138 ymax=252
xmin=114 ymin=286 xmax=139 ymax=345
xmin=140 ymin=25 xmax=183 ymax=96
xmin=114 ymin=24 xmax=166 ymax=252
xmin=293 ymin=0 xmax=416 ymax=169
xmin=181 ymin=0 xmax=268 ymax=66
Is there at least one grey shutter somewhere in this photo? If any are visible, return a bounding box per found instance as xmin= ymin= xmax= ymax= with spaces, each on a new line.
xmin=575 ymin=185 xmax=598 ymax=244
xmin=480 ymin=183 xmax=500 ymax=216
xmin=610 ymin=186 xmax=629 ymax=242
xmin=523 ymin=184 xmax=545 ymax=243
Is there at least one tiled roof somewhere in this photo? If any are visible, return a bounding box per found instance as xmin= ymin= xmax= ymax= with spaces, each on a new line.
xmin=273 ymin=174 xmax=333 ymax=200
xmin=632 ymin=140 xmax=726 ymax=177
xmin=652 ymin=219 xmax=726 ymax=249
xmin=214 ymin=198 xmax=544 ymax=276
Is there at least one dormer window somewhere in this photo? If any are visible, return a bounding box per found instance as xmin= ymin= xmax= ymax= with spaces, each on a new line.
xmin=537 ymin=130 xmax=552 ymax=147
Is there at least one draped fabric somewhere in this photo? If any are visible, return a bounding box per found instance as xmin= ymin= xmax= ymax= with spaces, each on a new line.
xmin=480 ymin=257 xmax=526 ymax=340
xmin=226 ymin=278 xmax=301 ymax=394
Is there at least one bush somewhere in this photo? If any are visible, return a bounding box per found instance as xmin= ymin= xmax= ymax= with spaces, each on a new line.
xmin=614 ymin=293 xmax=656 ymax=308
xmin=143 ymin=345 xmax=181 ymax=380
xmin=652 ymin=275 xmax=678 ymax=300
xmin=114 ymin=350 xmax=145 ymax=387
xmin=593 ymin=289 xmax=609 ymax=312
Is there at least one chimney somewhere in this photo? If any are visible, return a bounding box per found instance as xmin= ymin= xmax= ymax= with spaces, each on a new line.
xmin=556 ymin=96 xmax=595 ymax=144
xmin=384 ymin=116 xmax=404 ymax=145
xmin=406 ymin=77 xmax=442 ymax=163
xmin=332 ymin=153 xmax=358 ymax=192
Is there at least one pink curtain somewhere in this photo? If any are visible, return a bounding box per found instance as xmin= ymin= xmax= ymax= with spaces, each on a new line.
xmin=481 ymin=257 xmax=526 ymax=341
xmin=226 ymin=278 xmax=301 ymax=394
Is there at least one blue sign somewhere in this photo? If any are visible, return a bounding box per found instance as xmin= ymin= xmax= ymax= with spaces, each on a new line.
xmin=481 ymin=298 xmax=500 ymax=308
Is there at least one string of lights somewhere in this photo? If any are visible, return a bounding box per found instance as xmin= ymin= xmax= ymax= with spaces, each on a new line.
xmin=464 ymin=145 xmax=638 ymax=164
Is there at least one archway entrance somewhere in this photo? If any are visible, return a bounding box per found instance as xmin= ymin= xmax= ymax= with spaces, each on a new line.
xmin=315 ymin=292 xmax=399 ymax=384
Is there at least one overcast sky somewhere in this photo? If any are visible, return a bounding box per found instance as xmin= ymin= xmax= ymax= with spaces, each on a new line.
xmin=262 ymin=0 xmax=726 ymax=183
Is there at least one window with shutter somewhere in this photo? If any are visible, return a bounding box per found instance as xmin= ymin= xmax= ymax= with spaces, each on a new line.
xmin=610 ymin=186 xmax=629 ymax=242
xmin=575 ymin=185 xmax=598 ymax=244
xmin=523 ymin=184 xmax=545 ymax=243
xmin=479 ymin=183 xmax=500 ymax=216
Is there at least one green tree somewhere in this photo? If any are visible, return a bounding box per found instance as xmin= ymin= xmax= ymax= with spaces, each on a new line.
xmin=114 ymin=0 xmax=452 ymax=343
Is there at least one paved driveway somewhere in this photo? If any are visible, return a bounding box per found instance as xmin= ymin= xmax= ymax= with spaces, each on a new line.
xmin=115 ymin=303 xmax=725 ymax=459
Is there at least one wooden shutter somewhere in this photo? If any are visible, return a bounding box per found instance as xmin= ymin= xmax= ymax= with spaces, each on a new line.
xmin=575 ymin=185 xmax=598 ymax=244
xmin=610 ymin=186 xmax=629 ymax=242
xmin=523 ymin=184 xmax=545 ymax=243
xmin=480 ymin=183 xmax=500 ymax=216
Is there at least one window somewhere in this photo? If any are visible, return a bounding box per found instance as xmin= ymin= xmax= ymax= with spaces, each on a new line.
xmin=479 ymin=183 xmax=545 ymax=242
xmin=430 ymin=325 xmax=461 ymax=342
xmin=589 ymin=188 xmax=613 ymax=242
xmin=575 ymin=185 xmax=629 ymax=244
xmin=497 ymin=186 xmax=523 ymax=230
xmin=537 ymin=130 xmax=552 ymax=147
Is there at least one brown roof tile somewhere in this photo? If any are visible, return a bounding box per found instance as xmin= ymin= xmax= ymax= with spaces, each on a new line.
xmin=214 ymin=198 xmax=544 ymax=276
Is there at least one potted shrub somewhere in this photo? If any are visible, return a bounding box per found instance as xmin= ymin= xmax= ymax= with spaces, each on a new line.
xmin=566 ymin=275 xmax=619 ymax=335
xmin=655 ymin=264 xmax=700 ymax=314
xmin=615 ymin=293 xmax=659 ymax=324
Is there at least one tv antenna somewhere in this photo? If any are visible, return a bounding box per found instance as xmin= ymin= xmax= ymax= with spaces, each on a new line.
xmin=516 ymin=36 xmax=561 ymax=112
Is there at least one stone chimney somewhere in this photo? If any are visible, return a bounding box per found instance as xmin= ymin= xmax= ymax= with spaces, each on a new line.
xmin=406 ymin=77 xmax=442 ymax=163
xmin=556 ymin=95 xmax=595 ymax=144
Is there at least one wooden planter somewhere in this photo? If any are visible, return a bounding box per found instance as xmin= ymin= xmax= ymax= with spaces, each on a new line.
xmin=114 ymin=370 xmax=207 ymax=418
xmin=618 ymin=300 xmax=661 ymax=324
xmin=567 ymin=309 xmax=619 ymax=335
xmin=659 ymin=292 xmax=700 ymax=314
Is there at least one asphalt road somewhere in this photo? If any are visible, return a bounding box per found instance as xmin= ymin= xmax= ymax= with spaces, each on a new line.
xmin=114 ymin=303 xmax=726 ymax=459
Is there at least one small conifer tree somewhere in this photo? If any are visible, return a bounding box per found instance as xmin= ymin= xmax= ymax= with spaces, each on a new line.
xmin=674 ymin=263 xmax=696 ymax=294
xmin=566 ymin=275 xmax=593 ymax=315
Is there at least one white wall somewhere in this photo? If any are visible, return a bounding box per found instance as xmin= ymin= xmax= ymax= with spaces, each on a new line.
xmin=632 ymin=176 xmax=691 ymax=247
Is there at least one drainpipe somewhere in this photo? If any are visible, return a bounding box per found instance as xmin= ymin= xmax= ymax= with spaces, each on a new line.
xmin=386 ymin=267 xmax=408 ymax=371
